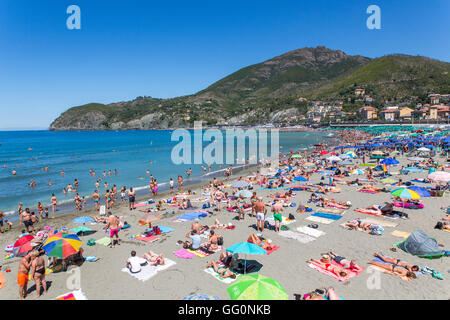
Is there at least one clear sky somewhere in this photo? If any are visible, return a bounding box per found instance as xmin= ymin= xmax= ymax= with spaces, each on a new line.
xmin=0 ymin=0 xmax=449 ymax=129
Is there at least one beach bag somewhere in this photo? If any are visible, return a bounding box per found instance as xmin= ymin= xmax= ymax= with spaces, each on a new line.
xmin=87 ymin=239 xmax=96 ymax=246
xmin=369 ymin=225 xmax=384 ymax=236
xmin=288 ymin=213 xmax=295 ymax=220
xmin=218 ymin=237 xmax=224 ymax=246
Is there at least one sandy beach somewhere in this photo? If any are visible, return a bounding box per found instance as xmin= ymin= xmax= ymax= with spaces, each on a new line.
xmin=0 ymin=136 xmax=449 ymax=301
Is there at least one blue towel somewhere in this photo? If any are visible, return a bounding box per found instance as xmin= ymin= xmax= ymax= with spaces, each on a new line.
xmin=312 ymin=212 xmax=342 ymax=220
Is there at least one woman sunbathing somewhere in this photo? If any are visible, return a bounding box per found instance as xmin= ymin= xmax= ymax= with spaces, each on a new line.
xmin=356 ymin=206 xmax=383 ymax=215
xmin=210 ymin=219 xmax=231 ymax=230
xmin=94 ymin=216 xmax=107 ymax=223
xmin=373 ymin=253 xmax=420 ymax=272
xmin=205 ymin=261 xmax=236 ymax=279
xmin=303 ymin=287 xmax=341 ymax=300
xmin=247 ymin=234 xmax=273 ymax=251
xmin=307 ymin=257 xmax=349 ymax=278
xmin=142 ymin=250 xmax=165 ymax=266
xmin=204 ymin=230 xmax=221 ymax=251
xmin=344 ymin=219 xmax=374 ymax=231
xmin=358 ymin=184 xmax=382 ymax=193
xmin=368 ymin=260 xmax=417 ymax=280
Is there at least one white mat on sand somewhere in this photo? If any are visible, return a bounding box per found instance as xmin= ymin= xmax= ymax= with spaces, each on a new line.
xmin=204 ymin=267 xmax=239 ymax=284
xmin=121 ymin=259 xmax=176 ymax=282
xmin=278 ymin=230 xmax=316 ymax=243
xmin=296 ymin=226 xmax=326 ymax=238
xmin=305 ymin=216 xmax=334 ymax=224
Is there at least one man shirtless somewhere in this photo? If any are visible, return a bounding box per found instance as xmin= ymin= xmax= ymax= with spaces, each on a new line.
xmin=254 ymin=197 xmax=267 ymax=232
xmin=128 ymin=187 xmax=136 ymax=210
xmin=20 ymin=208 xmax=34 ymax=234
xmin=0 ymin=210 xmax=5 ymax=233
xmin=271 ymin=200 xmax=284 ymax=232
xmin=104 ymin=212 xmax=120 ymax=248
xmin=17 ymin=252 xmax=33 ymax=300
xmin=92 ymin=190 xmax=100 ymax=211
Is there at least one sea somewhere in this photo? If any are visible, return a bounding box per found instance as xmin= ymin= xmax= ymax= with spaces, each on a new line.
xmin=0 ymin=130 xmax=332 ymax=219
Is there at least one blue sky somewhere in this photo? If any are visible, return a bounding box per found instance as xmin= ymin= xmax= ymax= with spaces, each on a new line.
xmin=0 ymin=0 xmax=449 ymax=129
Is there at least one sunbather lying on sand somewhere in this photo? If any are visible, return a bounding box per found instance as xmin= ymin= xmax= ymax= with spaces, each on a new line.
xmin=344 ymin=219 xmax=374 ymax=231
xmin=248 ymin=234 xmax=274 ymax=250
xmin=210 ymin=219 xmax=232 ymax=230
xmin=373 ymin=253 xmax=420 ymax=272
xmin=307 ymin=257 xmax=349 ymax=277
xmin=302 ymin=287 xmax=341 ymax=300
xmin=94 ymin=216 xmax=107 ymax=223
xmin=142 ymin=250 xmax=165 ymax=266
xmin=219 ymin=252 xmax=240 ymax=269
xmin=368 ymin=260 xmax=417 ymax=280
xmin=327 ymin=252 xmax=363 ymax=272
xmin=319 ymin=197 xmax=351 ymax=209
xmin=358 ymin=184 xmax=382 ymax=193
xmin=191 ymin=219 xmax=208 ymax=234
xmin=205 ymin=261 xmax=236 ymax=279
xmin=356 ymin=206 xmax=383 ymax=215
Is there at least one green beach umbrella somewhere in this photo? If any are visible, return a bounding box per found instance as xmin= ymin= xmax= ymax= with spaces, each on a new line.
xmin=227 ymin=274 xmax=288 ymax=300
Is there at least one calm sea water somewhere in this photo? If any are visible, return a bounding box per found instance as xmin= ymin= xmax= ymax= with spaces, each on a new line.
xmin=0 ymin=130 xmax=330 ymax=216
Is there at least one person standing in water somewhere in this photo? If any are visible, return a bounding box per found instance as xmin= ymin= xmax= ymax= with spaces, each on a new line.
xmin=92 ymin=190 xmax=100 ymax=211
xmin=51 ymin=194 xmax=57 ymax=214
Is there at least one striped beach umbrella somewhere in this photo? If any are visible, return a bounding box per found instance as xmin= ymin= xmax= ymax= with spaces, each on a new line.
xmin=42 ymin=233 xmax=82 ymax=259
xmin=345 ymin=151 xmax=357 ymax=158
xmin=390 ymin=188 xmax=421 ymax=199
xmin=181 ymin=294 xmax=220 ymax=300
xmin=227 ymin=274 xmax=288 ymax=300
xmin=407 ymin=186 xmax=431 ymax=197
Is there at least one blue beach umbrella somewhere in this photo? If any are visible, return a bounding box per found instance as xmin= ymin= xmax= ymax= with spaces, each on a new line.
xmin=226 ymin=242 xmax=266 ymax=274
xmin=407 ymin=186 xmax=431 ymax=197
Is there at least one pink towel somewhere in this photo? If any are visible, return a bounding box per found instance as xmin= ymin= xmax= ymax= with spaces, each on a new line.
xmin=138 ymin=235 xmax=158 ymax=242
xmin=173 ymin=249 xmax=196 ymax=259
xmin=265 ymin=245 xmax=280 ymax=255
xmin=308 ymin=260 xmax=364 ymax=282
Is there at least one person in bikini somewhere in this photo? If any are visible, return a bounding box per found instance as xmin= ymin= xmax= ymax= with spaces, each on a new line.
xmin=51 ymin=194 xmax=57 ymax=214
xmin=368 ymin=259 xmax=417 ymax=280
xmin=30 ymin=250 xmax=47 ymax=298
xmin=204 ymin=229 xmax=221 ymax=251
xmin=142 ymin=250 xmax=165 ymax=266
xmin=373 ymin=253 xmax=421 ymax=273
xmin=235 ymin=194 xmax=246 ymax=220
xmin=205 ymin=261 xmax=236 ymax=279
xmin=307 ymin=255 xmax=349 ymax=278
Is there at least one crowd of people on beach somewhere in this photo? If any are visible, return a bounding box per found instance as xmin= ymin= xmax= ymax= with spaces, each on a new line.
xmin=1 ymin=125 xmax=449 ymax=300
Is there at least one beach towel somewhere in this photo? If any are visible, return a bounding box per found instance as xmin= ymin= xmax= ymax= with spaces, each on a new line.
xmin=173 ymin=249 xmax=196 ymax=259
xmin=359 ymin=190 xmax=379 ymax=194
xmin=305 ymin=216 xmax=335 ymax=225
xmin=134 ymin=203 xmax=149 ymax=208
xmin=308 ymin=260 xmax=363 ymax=282
xmin=204 ymin=267 xmax=239 ymax=284
xmin=265 ymin=245 xmax=280 ymax=255
xmin=370 ymin=255 xmax=420 ymax=281
xmin=355 ymin=209 xmax=399 ymax=220
xmin=362 ymin=217 xmax=398 ymax=228
xmin=278 ymin=230 xmax=316 ymax=244
xmin=137 ymin=235 xmax=159 ymax=242
xmin=187 ymin=246 xmax=223 ymax=257
xmin=121 ymin=259 xmax=176 ymax=282
xmin=296 ymin=226 xmax=326 ymax=238
xmin=391 ymin=230 xmax=411 ymax=238
xmin=55 ymin=289 xmax=88 ymax=300
xmin=99 ymin=205 xmax=106 ymax=216
xmin=174 ymin=211 xmax=208 ymax=222
xmin=312 ymin=212 xmax=343 ymax=221
xmin=95 ymin=237 xmax=111 ymax=246
xmin=155 ymin=226 xmax=174 ymax=234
